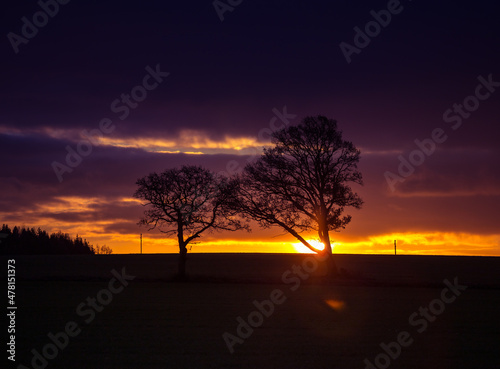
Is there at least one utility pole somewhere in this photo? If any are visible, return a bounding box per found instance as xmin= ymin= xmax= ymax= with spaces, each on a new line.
xmin=394 ymin=240 xmax=397 ymax=255
xmin=140 ymin=233 xmax=142 ymax=254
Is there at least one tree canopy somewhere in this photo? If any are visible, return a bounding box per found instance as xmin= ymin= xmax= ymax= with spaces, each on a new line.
xmin=134 ymin=165 xmax=246 ymax=277
xmin=235 ymin=116 xmax=363 ymax=275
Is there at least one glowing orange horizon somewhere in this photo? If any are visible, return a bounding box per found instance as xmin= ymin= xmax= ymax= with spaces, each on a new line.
xmin=71 ymin=232 xmax=500 ymax=257
xmin=5 ymin=196 xmax=500 ymax=257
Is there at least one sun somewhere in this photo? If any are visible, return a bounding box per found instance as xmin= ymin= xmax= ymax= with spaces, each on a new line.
xmin=292 ymin=239 xmax=326 ymax=254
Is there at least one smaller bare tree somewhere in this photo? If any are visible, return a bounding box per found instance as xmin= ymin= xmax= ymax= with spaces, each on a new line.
xmin=134 ymin=165 xmax=245 ymax=279
xmin=93 ymin=244 xmax=113 ymax=255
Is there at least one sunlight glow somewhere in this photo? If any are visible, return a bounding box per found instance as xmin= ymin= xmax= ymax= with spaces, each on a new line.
xmin=292 ymin=239 xmax=326 ymax=254
xmin=77 ymin=232 xmax=500 ymax=256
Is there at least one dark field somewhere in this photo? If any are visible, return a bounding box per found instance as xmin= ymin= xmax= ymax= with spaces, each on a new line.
xmin=3 ymin=254 xmax=500 ymax=369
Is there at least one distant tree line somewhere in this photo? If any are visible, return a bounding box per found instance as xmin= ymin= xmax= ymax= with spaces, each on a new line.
xmin=0 ymin=224 xmax=112 ymax=255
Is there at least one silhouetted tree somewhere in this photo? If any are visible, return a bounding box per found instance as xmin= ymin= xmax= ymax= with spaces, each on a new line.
xmin=134 ymin=165 xmax=245 ymax=279
xmin=92 ymin=244 xmax=113 ymax=254
xmin=235 ymin=116 xmax=363 ymax=277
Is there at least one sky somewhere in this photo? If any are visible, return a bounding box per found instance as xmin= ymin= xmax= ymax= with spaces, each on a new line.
xmin=1 ymin=0 xmax=499 ymax=256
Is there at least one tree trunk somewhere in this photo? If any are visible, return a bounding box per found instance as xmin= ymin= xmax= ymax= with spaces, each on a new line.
xmin=318 ymin=218 xmax=338 ymax=278
xmin=177 ymin=219 xmax=188 ymax=280
xmin=178 ymin=244 xmax=187 ymax=280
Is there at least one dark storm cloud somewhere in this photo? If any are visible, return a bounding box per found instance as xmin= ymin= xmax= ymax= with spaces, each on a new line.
xmin=1 ymin=0 xmax=498 ymax=141
xmin=36 ymin=201 xmax=144 ymax=224
xmin=392 ymin=149 xmax=500 ymax=196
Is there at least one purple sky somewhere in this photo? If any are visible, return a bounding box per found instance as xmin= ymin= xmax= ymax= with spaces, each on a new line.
xmin=1 ymin=0 xmax=499 ymax=254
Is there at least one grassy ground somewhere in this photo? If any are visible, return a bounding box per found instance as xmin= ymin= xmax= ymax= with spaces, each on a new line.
xmin=4 ymin=254 xmax=500 ymax=369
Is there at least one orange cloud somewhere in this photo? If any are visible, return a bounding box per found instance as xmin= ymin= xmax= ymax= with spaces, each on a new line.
xmin=0 ymin=125 xmax=271 ymax=155
xmin=96 ymin=131 xmax=268 ymax=154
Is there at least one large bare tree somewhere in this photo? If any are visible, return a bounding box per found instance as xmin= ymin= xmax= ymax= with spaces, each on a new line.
xmin=236 ymin=116 xmax=363 ymax=276
xmin=134 ymin=165 xmax=244 ymax=279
